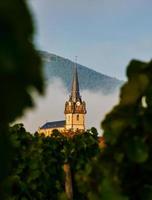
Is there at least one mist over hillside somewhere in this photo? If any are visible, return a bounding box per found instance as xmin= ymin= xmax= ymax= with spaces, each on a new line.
xmin=40 ymin=51 xmax=123 ymax=94
xmin=19 ymin=78 xmax=119 ymax=133
xmin=18 ymin=51 xmax=122 ymax=132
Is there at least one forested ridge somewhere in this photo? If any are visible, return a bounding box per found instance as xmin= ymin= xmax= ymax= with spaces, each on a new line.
xmin=40 ymin=51 xmax=122 ymax=94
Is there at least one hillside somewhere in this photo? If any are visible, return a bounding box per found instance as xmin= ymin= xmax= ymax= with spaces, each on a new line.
xmin=40 ymin=51 xmax=123 ymax=94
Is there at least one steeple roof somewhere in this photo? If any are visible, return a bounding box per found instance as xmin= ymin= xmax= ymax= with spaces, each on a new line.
xmin=70 ymin=64 xmax=81 ymax=102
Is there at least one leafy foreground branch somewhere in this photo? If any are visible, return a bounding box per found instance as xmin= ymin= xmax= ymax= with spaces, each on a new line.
xmin=76 ymin=60 xmax=152 ymax=200
xmin=0 ymin=1 xmax=44 ymax=196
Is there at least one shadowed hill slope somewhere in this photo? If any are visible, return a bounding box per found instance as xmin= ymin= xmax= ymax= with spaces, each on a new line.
xmin=40 ymin=51 xmax=123 ymax=94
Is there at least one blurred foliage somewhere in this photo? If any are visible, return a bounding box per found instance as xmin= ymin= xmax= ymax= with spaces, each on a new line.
xmin=76 ymin=59 xmax=152 ymax=200
xmin=0 ymin=0 xmax=44 ymax=197
xmin=4 ymin=125 xmax=99 ymax=199
xmin=0 ymin=0 xmax=44 ymax=123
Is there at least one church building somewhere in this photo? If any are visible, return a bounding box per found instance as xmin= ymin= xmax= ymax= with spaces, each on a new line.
xmin=38 ymin=64 xmax=87 ymax=136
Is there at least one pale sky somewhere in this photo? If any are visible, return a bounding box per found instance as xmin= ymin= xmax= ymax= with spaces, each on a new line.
xmin=28 ymin=0 xmax=152 ymax=79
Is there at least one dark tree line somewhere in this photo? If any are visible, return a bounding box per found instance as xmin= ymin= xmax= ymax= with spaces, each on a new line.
xmin=6 ymin=125 xmax=99 ymax=200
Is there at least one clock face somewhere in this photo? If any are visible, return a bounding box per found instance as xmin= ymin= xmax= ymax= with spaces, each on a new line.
xmin=76 ymin=101 xmax=80 ymax=106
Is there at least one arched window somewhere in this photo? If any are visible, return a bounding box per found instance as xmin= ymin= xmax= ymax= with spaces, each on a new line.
xmin=77 ymin=114 xmax=79 ymax=121
xmin=68 ymin=115 xmax=70 ymax=122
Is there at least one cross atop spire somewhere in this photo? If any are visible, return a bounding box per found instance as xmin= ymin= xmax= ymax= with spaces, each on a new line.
xmin=70 ymin=60 xmax=81 ymax=102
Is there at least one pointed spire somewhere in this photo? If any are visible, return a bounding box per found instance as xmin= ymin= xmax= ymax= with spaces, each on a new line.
xmin=70 ymin=60 xmax=81 ymax=102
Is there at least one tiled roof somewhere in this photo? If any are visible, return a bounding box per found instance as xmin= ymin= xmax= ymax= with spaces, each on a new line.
xmin=40 ymin=120 xmax=65 ymax=129
xmin=98 ymin=136 xmax=106 ymax=148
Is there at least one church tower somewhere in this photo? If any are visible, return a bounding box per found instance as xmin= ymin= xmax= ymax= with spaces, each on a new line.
xmin=64 ymin=64 xmax=87 ymax=132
